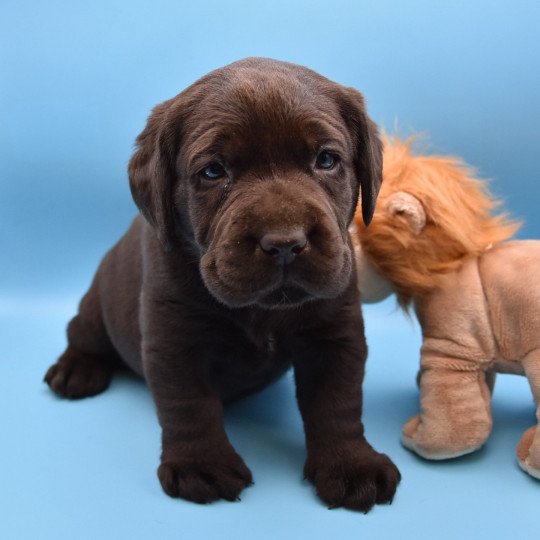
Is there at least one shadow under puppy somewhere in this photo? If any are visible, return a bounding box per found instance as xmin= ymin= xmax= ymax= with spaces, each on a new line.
xmin=44 ymin=58 xmax=400 ymax=511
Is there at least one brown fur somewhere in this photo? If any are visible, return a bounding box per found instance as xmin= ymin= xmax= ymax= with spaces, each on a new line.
xmin=355 ymin=137 xmax=520 ymax=306
xmin=44 ymin=58 xmax=400 ymax=510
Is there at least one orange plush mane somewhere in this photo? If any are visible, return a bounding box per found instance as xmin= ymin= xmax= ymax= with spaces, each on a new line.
xmin=355 ymin=137 xmax=521 ymax=306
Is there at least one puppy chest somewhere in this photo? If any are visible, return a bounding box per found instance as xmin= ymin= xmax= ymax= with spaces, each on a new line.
xmin=207 ymin=332 xmax=291 ymax=399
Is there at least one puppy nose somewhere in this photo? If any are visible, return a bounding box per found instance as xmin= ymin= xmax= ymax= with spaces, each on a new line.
xmin=259 ymin=230 xmax=307 ymax=265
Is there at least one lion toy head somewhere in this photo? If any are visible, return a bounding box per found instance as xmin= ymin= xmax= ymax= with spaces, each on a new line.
xmin=351 ymin=136 xmax=520 ymax=307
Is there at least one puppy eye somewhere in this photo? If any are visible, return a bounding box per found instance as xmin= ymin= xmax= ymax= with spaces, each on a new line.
xmin=200 ymin=162 xmax=226 ymax=180
xmin=315 ymin=151 xmax=339 ymax=170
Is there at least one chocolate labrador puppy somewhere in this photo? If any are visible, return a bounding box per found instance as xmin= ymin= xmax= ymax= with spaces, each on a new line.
xmin=44 ymin=58 xmax=400 ymax=511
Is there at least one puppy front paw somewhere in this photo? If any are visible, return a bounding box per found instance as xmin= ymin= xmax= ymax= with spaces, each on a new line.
xmin=157 ymin=451 xmax=253 ymax=504
xmin=305 ymin=448 xmax=401 ymax=512
xmin=44 ymin=348 xmax=113 ymax=399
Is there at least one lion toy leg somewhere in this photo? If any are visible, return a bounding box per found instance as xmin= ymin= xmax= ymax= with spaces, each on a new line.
xmin=517 ymin=351 xmax=540 ymax=479
xmin=402 ymin=362 xmax=493 ymax=459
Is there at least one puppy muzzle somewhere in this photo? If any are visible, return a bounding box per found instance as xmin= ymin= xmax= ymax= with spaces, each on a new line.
xmin=199 ymin=182 xmax=352 ymax=308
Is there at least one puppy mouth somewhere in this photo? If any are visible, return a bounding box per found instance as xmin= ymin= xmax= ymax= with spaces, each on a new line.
xmin=256 ymin=284 xmax=311 ymax=309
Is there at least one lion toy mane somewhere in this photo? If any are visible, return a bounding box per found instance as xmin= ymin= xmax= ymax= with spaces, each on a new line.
xmin=351 ymin=137 xmax=540 ymax=479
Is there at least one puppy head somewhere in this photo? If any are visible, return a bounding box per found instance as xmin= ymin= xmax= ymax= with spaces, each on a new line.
xmin=129 ymin=58 xmax=383 ymax=308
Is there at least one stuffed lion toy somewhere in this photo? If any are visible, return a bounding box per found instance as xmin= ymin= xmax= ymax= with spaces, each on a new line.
xmin=351 ymin=137 xmax=540 ymax=479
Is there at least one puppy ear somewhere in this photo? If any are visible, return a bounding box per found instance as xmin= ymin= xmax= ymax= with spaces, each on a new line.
xmin=339 ymin=88 xmax=383 ymax=226
xmin=128 ymin=99 xmax=177 ymax=251
xmin=385 ymin=191 xmax=426 ymax=235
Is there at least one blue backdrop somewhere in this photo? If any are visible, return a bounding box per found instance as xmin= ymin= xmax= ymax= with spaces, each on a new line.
xmin=2 ymin=1 xmax=539 ymax=539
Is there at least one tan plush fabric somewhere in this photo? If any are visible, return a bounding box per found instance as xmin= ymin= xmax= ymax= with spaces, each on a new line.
xmin=404 ymin=242 xmax=540 ymax=475
xmin=352 ymin=138 xmax=540 ymax=479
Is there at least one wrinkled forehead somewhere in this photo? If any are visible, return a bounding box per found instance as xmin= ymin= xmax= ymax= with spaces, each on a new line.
xmin=180 ymin=72 xmax=351 ymax=174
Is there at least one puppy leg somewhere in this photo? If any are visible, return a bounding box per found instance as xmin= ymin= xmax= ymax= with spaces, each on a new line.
xmin=517 ymin=350 xmax=540 ymax=479
xmin=44 ymin=280 xmax=119 ymax=398
xmin=141 ymin=297 xmax=252 ymax=504
xmin=293 ymin=309 xmax=401 ymax=512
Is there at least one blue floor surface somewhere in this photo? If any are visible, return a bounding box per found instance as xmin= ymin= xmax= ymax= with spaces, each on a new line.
xmin=2 ymin=299 xmax=538 ymax=539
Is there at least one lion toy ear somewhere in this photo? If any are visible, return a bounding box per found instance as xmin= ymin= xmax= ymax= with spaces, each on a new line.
xmin=385 ymin=191 xmax=426 ymax=235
